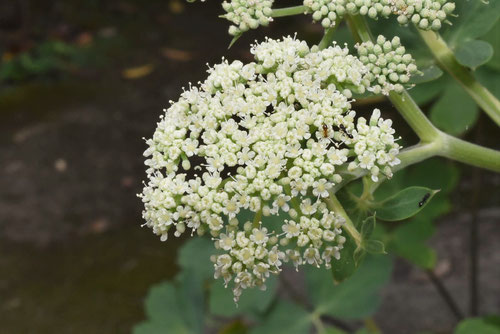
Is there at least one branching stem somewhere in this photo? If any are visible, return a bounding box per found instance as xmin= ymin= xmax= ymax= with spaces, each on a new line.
xmin=418 ymin=29 xmax=500 ymax=127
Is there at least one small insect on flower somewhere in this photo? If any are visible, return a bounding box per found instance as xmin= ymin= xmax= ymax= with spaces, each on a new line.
xmin=322 ymin=123 xmax=329 ymax=138
xmin=418 ymin=193 xmax=431 ymax=207
xmin=339 ymin=124 xmax=353 ymax=139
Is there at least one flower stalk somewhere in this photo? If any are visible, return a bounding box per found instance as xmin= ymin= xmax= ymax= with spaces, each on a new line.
xmin=325 ymin=194 xmax=362 ymax=247
xmin=271 ymin=5 xmax=307 ymax=18
xmin=346 ymin=14 xmax=440 ymax=142
xmin=345 ymin=13 xmax=500 ymax=174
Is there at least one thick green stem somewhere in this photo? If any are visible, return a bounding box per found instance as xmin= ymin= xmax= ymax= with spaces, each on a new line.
xmin=418 ymin=29 xmax=500 ymax=127
xmin=332 ymin=132 xmax=500 ymax=197
xmin=346 ymin=14 xmax=440 ymax=142
xmin=325 ymin=194 xmax=362 ymax=247
xmin=439 ymin=133 xmax=500 ymax=172
xmin=388 ymin=91 xmax=440 ymax=142
xmin=271 ymin=5 xmax=307 ymax=18
xmin=394 ymin=141 xmax=443 ymax=173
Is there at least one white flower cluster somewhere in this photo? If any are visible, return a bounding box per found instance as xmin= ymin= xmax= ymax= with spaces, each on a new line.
xmin=140 ymin=36 xmax=401 ymax=301
xmin=356 ymin=35 xmax=418 ymax=95
xmin=303 ymin=0 xmax=455 ymax=30
xmin=222 ymin=0 xmax=275 ymax=36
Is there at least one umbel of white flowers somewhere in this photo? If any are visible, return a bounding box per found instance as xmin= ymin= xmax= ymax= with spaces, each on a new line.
xmin=199 ymin=0 xmax=456 ymax=35
xmin=140 ymin=36 xmax=412 ymax=301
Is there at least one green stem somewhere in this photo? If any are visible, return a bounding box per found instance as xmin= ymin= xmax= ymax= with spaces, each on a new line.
xmin=324 ymin=194 xmax=362 ymax=247
xmin=271 ymin=5 xmax=307 ymax=18
xmin=439 ymin=132 xmax=500 ymax=172
xmin=332 ymin=134 xmax=500 ymax=197
xmin=311 ymin=312 xmax=326 ymax=333
xmin=318 ymin=21 xmax=340 ymax=50
xmin=346 ymin=14 xmax=440 ymax=142
xmin=253 ymin=209 xmax=262 ymax=227
xmin=394 ymin=141 xmax=443 ymax=173
xmin=418 ymin=29 xmax=500 ymax=127
xmin=388 ymin=91 xmax=440 ymax=142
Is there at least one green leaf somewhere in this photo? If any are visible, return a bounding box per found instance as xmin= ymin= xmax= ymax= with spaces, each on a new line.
xmin=408 ymin=76 xmax=446 ymax=105
xmin=410 ymin=65 xmax=443 ymax=84
xmin=360 ymin=215 xmax=376 ymax=239
xmin=375 ymin=159 xmax=458 ymax=268
xmin=455 ymin=40 xmax=494 ymax=69
xmin=133 ymin=322 xmax=190 ymax=334
xmin=374 ymin=187 xmax=438 ymax=222
xmin=143 ymin=282 xmax=184 ymax=324
xmin=209 ymin=275 xmax=278 ymax=317
xmin=134 ymin=281 xmax=193 ymax=334
xmin=218 ymin=320 xmax=249 ymax=334
xmin=448 ymin=0 xmax=500 ymax=45
xmin=364 ymin=240 xmax=386 ymax=254
xmin=482 ymin=20 xmax=500 ymax=71
xmin=176 ymin=271 xmax=205 ymax=333
xmin=249 ymin=301 xmax=311 ymax=334
xmin=331 ymin=234 xmax=361 ymax=283
xmin=455 ymin=318 xmax=500 ymax=334
xmin=430 ymin=82 xmax=479 ymax=135
xmin=388 ymin=218 xmax=437 ymax=269
xmin=177 ymin=237 xmax=215 ymax=280
xmin=484 ymin=315 xmax=500 ymax=329
xmin=307 ymin=255 xmax=393 ymax=320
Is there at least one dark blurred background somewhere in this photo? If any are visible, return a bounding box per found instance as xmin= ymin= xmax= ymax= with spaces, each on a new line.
xmin=0 ymin=1 xmax=498 ymax=333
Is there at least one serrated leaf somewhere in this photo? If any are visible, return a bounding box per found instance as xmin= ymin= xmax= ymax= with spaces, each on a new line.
xmin=455 ymin=318 xmax=500 ymax=334
xmin=209 ymin=275 xmax=277 ymax=317
xmin=307 ymin=255 xmax=393 ymax=320
xmin=364 ymin=240 xmax=386 ymax=254
xmin=430 ymin=82 xmax=479 ymax=135
xmin=249 ymin=301 xmax=311 ymax=334
xmin=374 ymin=187 xmax=438 ymax=221
xmin=455 ymin=40 xmax=494 ymax=69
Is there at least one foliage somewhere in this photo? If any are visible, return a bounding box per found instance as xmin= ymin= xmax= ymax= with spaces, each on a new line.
xmin=135 ymin=0 xmax=500 ymax=332
xmin=134 ymin=236 xmax=392 ymax=333
xmin=0 ymin=40 xmax=94 ymax=83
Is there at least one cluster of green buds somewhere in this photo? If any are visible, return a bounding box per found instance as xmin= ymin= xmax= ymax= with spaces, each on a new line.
xmin=393 ymin=0 xmax=456 ymax=30
xmin=300 ymin=0 xmax=455 ymax=31
xmin=140 ymin=35 xmax=408 ymax=301
xmin=303 ymin=0 xmax=343 ymax=28
xmin=188 ymin=0 xmax=455 ymax=34
xmin=221 ymin=0 xmax=275 ymax=36
xmin=356 ymin=35 xmax=418 ymax=94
